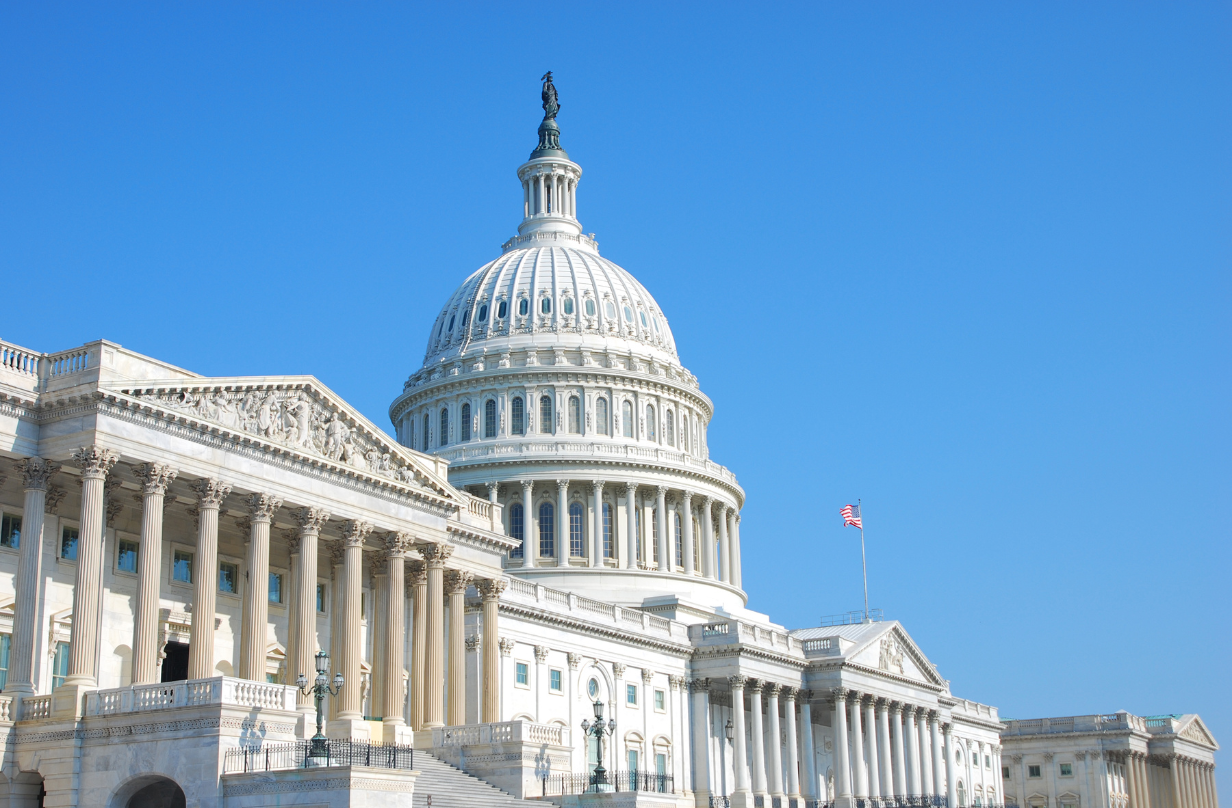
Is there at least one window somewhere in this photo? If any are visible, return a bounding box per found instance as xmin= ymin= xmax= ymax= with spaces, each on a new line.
xmin=666 ymin=411 xmax=674 ymax=446
xmin=569 ymin=501 xmax=584 ymax=557
xmin=585 ymin=299 xmax=595 ymax=316
xmin=639 ymin=311 xmax=648 ymax=327
xmin=958 ymin=783 xmax=967 ymax=808
xmin=219 ymin=562 xmax=239 ymax=594
xmin=635 ymin=508 xmax=642 ymax=563
xmin=646 ymin=405 xmax=655 ymax=441
xmin=682 ymin=414 xmax=690 ymax=452
xmin=447 ymin=314 xmax=455 ymax=332
xmin=596 ymin=397 xmax=609 ymax=435
xmin=0 ymin=633 xmax=10 ymax=689
xmin=461 ymin=403 xmax=472 ymax=442
xmin=539 ymin=395 xmax=553 ymax=434
xmin=270 ymin=573 xmax=283 ymax=604
xmin=550 ymin=669 xmax=562 ymax=692
xmin=423 ymin=413 xmax=430 ymax=451
xmin=987 ymin=755 xmax=993 ymax=769
xmin=510 ymin=503 xmax=525 ymax=558
xmin=266 ymin=672 xmax=280 ymax=684
xmin=626 ymin=683 xmax=638 ymax=705
xmin=485 ymin=399 xmax=497 ymax=438
xmin=1003 ymin=766 xmax=1011 ymax=780
xmin=588 ymin=677 xmax=599 ymax=699
xmin=622 ymin=401 xmax=633 ymax=437
xmin=516 ymin=662 xmax=529 ymax=686
xmin=461 ymin=310 xmax=470 ymax=331
xmin=623 ymin=305 xmax=633 ymax=321
xmin=655 ymin=753 xmax=667 ymax=781
xmin=1028 ymin=765 xmax=1041 ymax=778
xmin=61 ymin=526 xmax=80 ymax=561
xmin=602 ymin=503 xmax=613 ymax=558
xmin=117 ymin=539 xmax=139 ymax=574
xmin=651 ymin=508 xmax=660 ymax=564
xmin=538 ymin=502 xmax=555 ymax=558
xmin=563 ymin=297 xmax=574 ymax=315
xmin=540 ymin=297 xmax=552 ymax=315
xmin=627 ymin=749 xmax=640 ymax=772
xmin=654 ymin=689 xmax=666 ymax=710
xmin=674 ymin=514 xmax=683 ymax=567
xmin=478 ymin=303 xmax=488 ymax=322
xmin=317 ymin=583 xmax=327 ymax=613
xmin=173 ymin=549 xmax=193 ymax=583
xmin=1059 ymin=763 xmax=1073 ymax=777
xmin=511 ymin=396 xmax=525 ymax=435
xmin=604 ymin=301 xmax=616 ymax=318
xmin=439 ymin=408 xmax=449 ymax=447
xmin=653 ymin=316 xmax=660 ymax=332
xmin=568 ymin=396 xmax=581 ymax=434
xmin=52 ymin=642 xmax=70 ymax=689
xmin=498 ymin=300 xmax=508 ymax=319
xmin=519 ymin=298 xmax=529 ymax=316
xmin=0 ymin=514 xmax=20 ymax=549
xmin=437 ymin=319 xmax=445 ymax=339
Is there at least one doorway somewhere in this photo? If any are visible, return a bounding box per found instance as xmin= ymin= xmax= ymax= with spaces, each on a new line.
xmin=160 ymin=642 xmax=189 ymax=683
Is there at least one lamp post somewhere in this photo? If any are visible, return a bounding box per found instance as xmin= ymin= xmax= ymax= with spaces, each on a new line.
xmin=297 ymin=650 xmax=344 ymax=762
xmin=580 ymin=698 xmax=617 ymax=792
xmin=724 ymin=718 xmax=735 ymax=799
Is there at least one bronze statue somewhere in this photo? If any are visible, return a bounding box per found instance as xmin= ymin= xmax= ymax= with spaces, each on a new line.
xmin=541 ymin=71 xmax=560 ymax=121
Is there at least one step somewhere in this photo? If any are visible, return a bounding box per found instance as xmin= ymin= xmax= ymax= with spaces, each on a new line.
xmin=411 ymin=751 xmax=546 ymax=808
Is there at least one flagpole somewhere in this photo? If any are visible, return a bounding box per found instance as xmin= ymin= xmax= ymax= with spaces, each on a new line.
xmin=859 ymin=498 xmax=869 ymax=623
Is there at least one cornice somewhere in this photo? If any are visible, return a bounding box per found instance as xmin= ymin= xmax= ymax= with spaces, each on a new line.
xmin=497 ymin=599 xmax=692 ymax=657
xmin=446 ymin=523 xmax=518 ymax=554
xmin=690 ymin=641 xmax=807 ymax=670
xmin=804 ymin=659 xmax=947 ymax=695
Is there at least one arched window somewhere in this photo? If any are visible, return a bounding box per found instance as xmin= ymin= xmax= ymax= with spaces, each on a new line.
xmin=651 ymin=508 xmax=660 ymax=564
xmin=692 ymin=517 xmax=701 ymax=568
xmin=510 ymin=503 xmax=525 ymax=558
xmin=665 ymin=410 xmax=674 ymax=446
xmin=511 ymin=397 xmax=525 ymax=435
xmin=601 ymin=503 xmax=614 ymax=558
xmin=484 ymin=399 xmax=497 ymax=438
xmin=422 ymin=413 xmax=430 ymax=452
xmin=682 ymin=414 xmax=690 ymax=452
xmin=439 ymin=408 xmax=449 ymax=447
xmin=460 ymin=403 xmax=472 ymax=442
xmin=540 ymin=395 xmax=553 ymax=434
xmin=635 ymin=508 xmax=642 ymax=563
xmin=569 ymin=501 xmax=584 ymax=557
xmin=568 ymin=396 xmax=581 ymax=434
xmin=646 ymin=405 xmax=656 ymax=441
xmin=596 ymin=397 xmax=609 ymax=435
xmin=958 ymin=782 xmax=967 ymax=808
xmin=538 ymin=502 xmax=555 ymax=559
xmin=622 ymin=401 xmax=633 ymax=438
xmin=674 ymin=513 xmax=683 ymax=567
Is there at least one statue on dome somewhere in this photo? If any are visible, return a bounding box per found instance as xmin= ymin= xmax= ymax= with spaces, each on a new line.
xmin=541 ymin=71 xmax=560 ymax=120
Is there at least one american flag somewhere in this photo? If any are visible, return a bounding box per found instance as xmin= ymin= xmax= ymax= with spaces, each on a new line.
xmin=841 ymin=503 xmax=862 ymax=529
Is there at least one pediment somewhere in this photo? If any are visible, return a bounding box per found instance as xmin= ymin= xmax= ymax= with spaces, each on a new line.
xmin=104 ymin=376 xmax=456 ymax=502
xmin=847 ymin=623 xmax=945 ymax=686
xmin=1177 ymin=715 xmax=1219 ymax=749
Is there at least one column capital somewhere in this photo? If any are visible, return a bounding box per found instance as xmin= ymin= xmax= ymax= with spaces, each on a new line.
xmin=592 ymin=479 xmax=605 ymax=490
xmin=246 ymin=493 xmax=283 ymax=522
xmin=477 ymin=577 xmax=508 ymax=599
xmin=498 ymin=637 xmax=515 ymax=656
xmin=875 ymin=696 xmax=891 ymax=708
xmin=281 ymin=528 xmax=300 ymax=555
xmin=612 ymin=662 xmax=626 ymax=678
xmin=943 ymin=721 xmax=954 ymax=736
xmin=928 ymin=709 xmax=941 ymax=722
xmin=340 ymin=520 xmax=372 ymax=547
xmin=486 ymin=481 xmax=499 ymax=497
xmin=669 ymin=674 xmax=685 ymax=689
xmin=1043 ymin=752 xmax=1054 ymax=762
xmin=749 ymin=678 xmax=765 ymax=694
xmin=1011 ymin=754 xmax=1023 ymax=764
xmin=624 ymin=481 xmax=637 ymax=494
xmin=533 ymin=645 xmax=550 ymax=662
xmin=419 ymin=541 xmax=455 ymax=567
xmin=406 ymin=559 xmax=427 ymax=586
xmin=889 ymin=700 xmax=904 ymax=715
xmin=641 ymin=668 xmax=654 ymax=684
xmin=765 ymin=682 xmax=782 ymax=698
xmin=656 ymin=485 xmax=669 ymax=497
xmin=680 ymin=490 xmax=693 ymax=505
xmin=295 ymin=506 xmax=331 ymax=533
xmin=782 ymin=685 xmax=798 ymax=701
xmin=328 ymin=540 xmax=346 ymax=567
xmin=190 ymin=477 xmax=231 ymax=509
xmin=383 ymin=531 xmax=414 ymax=557
xmin=465 ymin=635 xmax=481 ymax=653
xmin=132 ymin=462 xmax=175 ymax=495
xmin=831 ymin=686 xmax=848 ymax=701
xmin=567 ymin=652 xmax=582 ymax=669
xmin=520 ymin=479 xmax=534 ymax=493
xmin=728 ymin=674 xmax=747 ymax=690
xmin=688 ymin=677 xmax=711 ymax=693
xmin=15 ymin=457 xmax=59 ymax=491
xmin=556 ymin=478 xmax=569 ymax=492
xmin=714 ymin=500 xmax=728 ymax=515
xmin=443 ymin=569 xmax=474 ymax=594
xmin=701 ymin=495 xmax=714 ymax=510
xmin=369 ymin=554 xmax=389 ymax=576
xmin=72 ymin=445 xmax=118 ymax=479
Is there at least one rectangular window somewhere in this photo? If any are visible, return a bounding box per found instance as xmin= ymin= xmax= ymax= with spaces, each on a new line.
xmin=117 ymin=539 xmax=139 ymax=573
xmin=219 ymin=561 xmax=239 ymax=594
xmin=654 ymin=689 xmax=666 ymax=711
xmin=987 ymin=755 xmax=992 ymax=769
xmin=1028 ymin=765 xmax=1042 ymax=778
xmin=173 ymin=550 xmax=193 ymax=583
xmin=1060 ymin=763 xmax=1073 ymax=777
xmin=626 ymin=683 xmax=638 ymax=705
xmin=550 ymin=669 xmax=562 ymax=692
xmin=1003 ymin=766 xmax=1011 ymax=779
xmin=516 ymin=662 xmax=529 ymax=686
xmin=317 ymin=583 xmax=327 ymax=613
xmin=0 ymin=514 xmax=21 ymax=549
xmin=269 ymin=572 xmax=283 ymax=604
xmin=61 ymin=526 xmax=80 ymax=561
xmin=627 ymin=749 xmax=639 ymax=773
xmin=52 ymin=641 xmax=70 ymax=689
xmin=266 ymin=673 xmax=280 ymax=684
xmin=0 ymin=633 xmax=10 ymax=689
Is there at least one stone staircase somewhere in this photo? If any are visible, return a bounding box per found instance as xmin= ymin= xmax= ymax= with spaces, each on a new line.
xmin=411 ymin=750 xmax=544 ymax=808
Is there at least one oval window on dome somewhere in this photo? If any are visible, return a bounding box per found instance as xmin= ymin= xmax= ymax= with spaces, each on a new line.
xmin=585 ymin=299 xmax=596 ymax=317
xmin=588 ymin=678 xmax=599 ymax=699
xmin=623 ymin=305 xmax=633 ymax=321
xmin=541 ymin=297 xmax=552 ymax=315
xmin=605 ymin=301 xmax=616 ymax=318
xmin=478 ymin=304 xmax=489 ymax=322
xmin=519 ymin=299 xmax=529 ymax=316
xmin=497 ymin=300 xmax=508 ymax=319
xmin=448 ymin=314 xmax=456 ymax=332
xmin=639 ymin=311 xmax=648 ymax=328
xmin=563 ymin=298 xmax=574 ymax=315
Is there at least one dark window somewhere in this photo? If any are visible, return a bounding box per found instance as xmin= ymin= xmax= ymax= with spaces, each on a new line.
xmin=0 ymin=514 xmax=20 ymax=549
xmin=541 ymin=297 xmax=552 ymax=315
xmin=497 ymin=300 xmax=508 ymax=319
xmin=461 ymin=403 xmax=472 ymax=442
xmin=461 ymin=310 xmax=470 ymax=330
xmin=161 ymin=641 xmax=189 ymax=683
xmin=117 ymin=539 xmax=139 ymax=573
xmin=538 ymin=502 xmax=555 ymax=558
xmin=219 ymin=562 xmax=238 ymax=594
xmin=596 ymin=398 xmax=609 ymax=435
xmin=569 ymin=501 xmax=584 ymax=556
xmin=585 ymin=299 xmax=596 ymax=317
xmin=317 ymin=583 xmax=327 ymax=613
xmin=478 ymin=303 xmax=488 ymax=322
xmin=539 ymin=395 xmax=553 ymax=434
xmin=602 ymin=503 xmax=613 ymax=558
xmin=518 ymin=298 xmax=529 ymax=316
xmin=173 ymin=549 xmax=193 ymax=583
xmin=447 ymin=314 xmax=455 ymax=332
xmin=563 ymin=298 xmax=574 ymax=315
xmin=484 ymin=399 xmax=497 ymax=438
xmin=511 ymin=397 xmax=525 ymax=435
xmin=568 ymin=396 xmax=581 ymax=433
xmin=269 ymin=573 xmax=283 ymax=604
xmin=510 ymin=503 xmax=524 ymax=558
xmin=423 ymin=413 xmax=430 ymax=451
xmin=674 ymin=513 xmax=683 ymax=567
xmin=61 ymin=526 xmax=80 ymax=561
xmin=439 ymin=408 xmax=449 ymax=447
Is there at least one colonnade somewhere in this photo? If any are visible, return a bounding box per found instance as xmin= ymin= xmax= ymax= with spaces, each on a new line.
xmin=522 ymin=168 xmax=577 ymax=220
xmin=7 ymin=449 xmax=508 ymax=740
xmin=831 ymin=689 xmax=951 ymax=805
xmin=1121 ymin=751 xmax=1218 ymax=808
xmin=500 ymin=478 xmax=742 ymax=588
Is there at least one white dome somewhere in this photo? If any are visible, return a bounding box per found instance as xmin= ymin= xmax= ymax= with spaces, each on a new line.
xmin=421 ymin=243 xmax=681 ymax=372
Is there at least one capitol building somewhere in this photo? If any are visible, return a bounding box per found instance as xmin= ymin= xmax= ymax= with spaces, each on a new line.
xmin=0 ymin=78 xmax=1217 ymax=808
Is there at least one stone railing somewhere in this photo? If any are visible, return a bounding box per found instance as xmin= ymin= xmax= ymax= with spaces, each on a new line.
xmin=1001 ymin=713 xmax=1137 ymax=736
xmin=83 ymin=677 xmax=297 ymax=717
xmin=802 ymin=637 xmax=838 ymax=657
xmin=458 ymin=491 xmax=502 ymax=532
xmin=19 ymin=696 xmax=52 ymax=721
xmin=499 ymin=579 xmax=689 ymax=643
xmin=0 ymin=695 xmax=14 ymax=722
xmin=428 ymin=720 xmax=569 ymax=748
xmin=688 ymin=618 xmax=802 ymax=655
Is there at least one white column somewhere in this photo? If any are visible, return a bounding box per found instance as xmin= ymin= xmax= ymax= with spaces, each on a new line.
xmin=834 ymin=690 xmax=853 ymax=806
xmin=731 ymin=512 xmax=743 ymax=588
xmin=767 ymin=685 xmax=785 ymax=798
xmin=680 ymin=492 xmax=696 ymax=575
xmin=919 ymin=708 xmax=935 ymax=796
xmin=656 ymin=486 xmax=669 ymax=571
xmin=785 ymin=687 xmax=801 ymax=800
xmin=291 ymin=507 xmax=328 ymax=725
xmin=690 ymin=680 xmax=712 ymax=806
xmin=556 ymin=479 xmax=569 ymax=566
xmin=408 ymin=561 xmax=427 ymax=730
xmin=877 ymin=699 xmax=894 ymax=798
xmin=729 ymin=677 xmax=751 ymax=801
xmin=851 ymin=691 xmax=868 ymax=798
xmin=523 ymin=179 xmax=530 ymax=218
xmin=944 ymin=724 xmax=957 ymax=808
xmin=701 ymin=497 xmax=715 ymax=579
xmin=477 ymin=578 xmax=506 ymax=723
xmin=802 ymin=697 xmax=818 ymax=801
xmin=931 ymin=715 xmax=945 ymax=801
xmin=382 ymin=533 xmax=411 ymax=742
xmin=591 ymin=480 xmax=604 ymax=567
xmin=369 ymin=555 xmax=388 ymax=719
xmin=625 ymin=482 xmax=638 ymax=569
xmin=905 ymin=707 xmax=921 ymax=795
xmin=187 ymin=475 xmax=229 ymax=683
xmin=750 ymin=681 xmax=768 ymax=798
xmin=420 ymin=542 xmax=452 ymax=729
xmin=522 ymin=481 xmax=536 ymax=568
xmin=865 ymin=696 xmax=882 ymax=799
xmin=10 ymin=458 xmax=60 ymax=695
xmin=536 ymin=174 xmax=544 ymax=215
xmin=330 ymin=520 xmax=370 ymax=737
xmin=445 ymin=569 xmax=473 ymax=726
xmin=240 ymin=493 xmax=282 ymax=681
xmin=717 ymin=503 xmax=731 ymax=583
xmin=891 ymin=703 xmax=908 ymax=798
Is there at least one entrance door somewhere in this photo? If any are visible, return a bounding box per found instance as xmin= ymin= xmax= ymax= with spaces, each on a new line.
xmin=161 ymin=642 xmax=189 ymax=683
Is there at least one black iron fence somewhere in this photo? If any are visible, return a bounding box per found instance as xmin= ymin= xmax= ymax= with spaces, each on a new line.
xmin=541 ymin=770 xmax=675 ymax=796
xmin=858 ymin=797 xmax=949 ymax=808
xmin=223 ymin=740 xmax=414 ymax=774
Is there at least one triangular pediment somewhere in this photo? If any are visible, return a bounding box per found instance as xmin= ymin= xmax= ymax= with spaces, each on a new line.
xmin=847 ymin=623 xmax=946 ymax=686
xmin=103 ymin=376 xmax=457 ymax=503
xmin=1177 ymin=715 xmax=1219 ymax=749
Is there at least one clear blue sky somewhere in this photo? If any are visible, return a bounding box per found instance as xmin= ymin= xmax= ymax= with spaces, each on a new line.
xmin=2 ymin=1 xmax=1228 ymax=786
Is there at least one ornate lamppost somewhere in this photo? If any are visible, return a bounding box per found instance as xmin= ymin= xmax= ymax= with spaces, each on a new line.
xmin=296 ymin=650 xmax=344 ymax=763
xmin=580 ymin=698 xmax=616 ymax=792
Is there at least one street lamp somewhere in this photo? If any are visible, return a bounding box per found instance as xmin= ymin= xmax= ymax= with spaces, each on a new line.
xmin=725 ymin=718 xmax=734 ymax=743
xmin=580 ymin=699 xmax=616 ymax=792
xmin=297 ymin=650 xmax=344 ymax=763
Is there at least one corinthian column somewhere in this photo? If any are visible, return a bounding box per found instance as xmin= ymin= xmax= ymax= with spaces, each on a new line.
xmin=590 ymin=480 xmax=604 ymax=566
xmin=420 ymin=542 xmax=453 ymax=728
xmin=187 ymin=476 xmax=230 ymax=682
xmin=750 ymin=680 xmax=769 ymax=798
xmin=930 ymin=713 xmax=945 ymax=800
xmin=408 ymin=561 xmax=427 ymax=730
xmin=240 ymin=493 xmax=282 ymax=681
xmin=834 ymin=689 xmax=853 ymax=807
xmin=556 ymin=479 xmax=569 ymax=565
xmin=891 ymin=702 xmax=908 ymax=798
xmin=330 ymin=519 xmax=370 ymax=737
xmin=680 ymin=492 xmax=695 ymax=575
xmin=865 ymin=696 xmax=882 ymax=799
xmin=9 ymin=458 xmax=60 ymax=695
xmin=445 ymin=568 xmax=473 ymax=726
xmin=656 ymin=486 xmax=669 ymax=571
xmin=625 ymin=482 xmax=638 ymax=568
xmin=477 ymin=578 xmax=507 ymax=723
xmin=382 ymin=532 xmax=412 ymax=742
xmin=784 ymin=687 xmax=802 ymax=801
xmin=919 ymin=707 xmax=935 ymax=796
xmin=717 ymin=502 xmax=731 ymax=582
xmin=729 ymin=677 xmax=752 ymax=806
xmin=878 ymin=699 xmax=894 ymax=798
xmin=689 ymin=679 xmax=712 ymax=804
xmin=291 ymin=507 xmax=328 ymax=723
xmin=129 ymin=463 xmax=175 ymax=686
xmin=905 ymin=706 xmax=921 ymax=795
xmin=701 ymin=497 xmax=715 ymax=578
xmin=944 ymin=724 xmax=956 ymax=808
xmin=521 ymin=480 xmax=536 ymax=568
xmin=767 ymin=684 xmax=785 ymax=798
xmin=851 ymin=691 xmax=868 ymax=798
xmin=731 ymin=512 xmax=743 ymax=588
